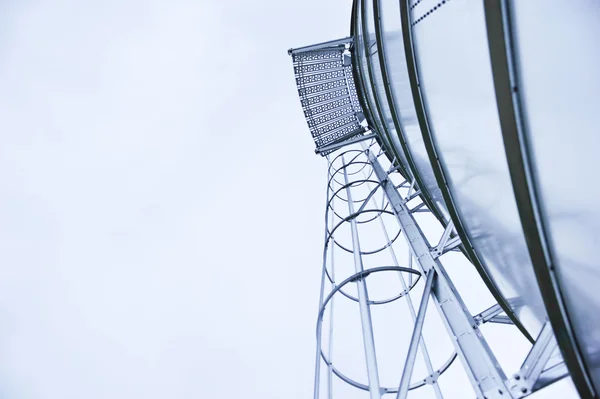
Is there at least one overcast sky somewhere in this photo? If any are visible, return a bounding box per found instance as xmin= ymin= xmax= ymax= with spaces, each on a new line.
xmin=0 ymin=1 xmax=354 ymax=397
xmin=0 ymin=1 xmax=578 ymax=398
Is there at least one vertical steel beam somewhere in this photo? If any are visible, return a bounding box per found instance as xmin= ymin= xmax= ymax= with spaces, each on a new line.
xmin=314 ymin=165 xmax=334 ymax=399
xmin=342 ymin=155 xmax=382 ymax=399
xmin=367 ymin=148 xmax=511 ymax=399
xmin=483 ymin=1 xmax=595 ymax=397
xmin=327 ymin=207 xmax=336 ymax=399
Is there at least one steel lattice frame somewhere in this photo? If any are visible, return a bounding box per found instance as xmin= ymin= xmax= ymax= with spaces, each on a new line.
xmin=309 ymin=141 xmax=567 ymax=399
xmin=288 ymin=7 xmax=579 ymax=395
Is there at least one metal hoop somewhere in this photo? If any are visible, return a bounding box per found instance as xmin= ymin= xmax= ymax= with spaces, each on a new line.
xmin=321 ymin=350 xmax=458 ymax=394
xmin=328 ymin=179 xmax=383 ymax=211
xmin=326 ymin=209 xmax=401 ymax=256
xmin=328 ymin=161 xmax=375 ymax=203
xmin=328 ymin=149 xmax=376 ymax=196
xmin=317 ymin=266 xmax=457 ymax=393
xmin=328 ymin=179 xmax=389 ymax=223
xmin=323 ymin=205 xmax=404 ymax=301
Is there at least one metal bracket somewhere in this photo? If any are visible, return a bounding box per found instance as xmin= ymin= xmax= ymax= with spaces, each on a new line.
xmin=507 ymin=321 xmax=567 ymax=397
xmin=388 ymin=164 xmax=403 ymax=175
xmin=403 ymin=190 xmax=422 ymax=204
xmin=409 ymin=202 xmax=428 ymax=213
xmin=315 ymin=132 xmax=375 ymax=155
xmin=430 ymin=221 xmax=462 ymax=259
xmin=489 ymin=315 xmax=513 ymax=325
xmin=474 ymin=304 xmax=504 ymax=326
xmin=406 ymin=177 xmax=417 ymax=198
xmin=288 ymin=37 xmax=353 ymax=55
xmin=424 ymin=371 xmax=440 ymax=385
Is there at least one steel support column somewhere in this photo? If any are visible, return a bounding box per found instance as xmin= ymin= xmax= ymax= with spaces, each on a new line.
xmin=342 ymin=155 xmax=382 ymax=399
xmin=367 ymin=147 xmax=511 ymax=399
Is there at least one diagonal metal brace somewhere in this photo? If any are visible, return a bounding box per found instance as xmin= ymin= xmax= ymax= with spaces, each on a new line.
xmin=366 ymin=147 xmax=511 ymax=399
xmin=508 ymin=321 xmax=562 ymax=397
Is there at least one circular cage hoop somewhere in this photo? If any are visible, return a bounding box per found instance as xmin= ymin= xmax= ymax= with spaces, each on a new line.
xmin=326 ymin=208 xmax=402 ymax=256
xmin=328 ymin=217 xmax=401 ymax=256
xmin=328 ymin=197 xmax=390 ymax=226
xmin=327 ymin=148 xmax=377 ymax=195
xmin=316 ymin=266 xmax=458 ymax=393
xmin=329 ymin=179 xmax=382 ymax=211
xmin=321 ymin=350 xmax=458 ymax=394
xmin=327 ymin=265 xmax=421 ymax=305
xmin=328 ymin=161 xmax=376 ymax=203
xmin=327 ymin=179 xmax=389 ymax=224
xmin=329 ymin=155 xmax=374 ymax=182
xmin=328 ymin=149 xmax=369 ymax=179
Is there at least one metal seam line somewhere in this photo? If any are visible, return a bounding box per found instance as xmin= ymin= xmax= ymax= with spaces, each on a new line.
xmin=398 ymin=0 xmax=533 ymax=343
xmin=359 ymin=0 xmax=412 ymax=180
xmin=482 ymin=0 xmax=595 ymax=396
xmin=371 ymin=0 xmax=447 ymax=225
xmin=351 ymin=0 xmax=387 ymax=161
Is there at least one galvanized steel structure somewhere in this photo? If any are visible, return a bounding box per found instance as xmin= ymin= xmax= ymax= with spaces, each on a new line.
xmin=288 ymin=1 xmax=600 ymax=398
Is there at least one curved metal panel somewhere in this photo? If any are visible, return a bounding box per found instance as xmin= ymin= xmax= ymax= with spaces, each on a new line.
xmin=356 ymin=0 xmax=414 ymax=180
xmin=399 ymin=0 xmax=538 ymax=340
xmin=484 ymin=1 xmax=596 ymax=397
xmin=502 ymin=0 xmax=600 ymax=395
xmin=372 ymin=0 xmax=449 ymax=224
xmin=351 ymin=0 xmax=401 ymax=171
xmin=361 ymin=0 xmax=414 ymax=180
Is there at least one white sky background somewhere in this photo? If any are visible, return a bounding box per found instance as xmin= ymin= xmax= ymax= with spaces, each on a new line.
xmin=0 ymin=1 xmax=579 ymax=398
xmin=0 ymin=1 xmax=351 ymax=397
